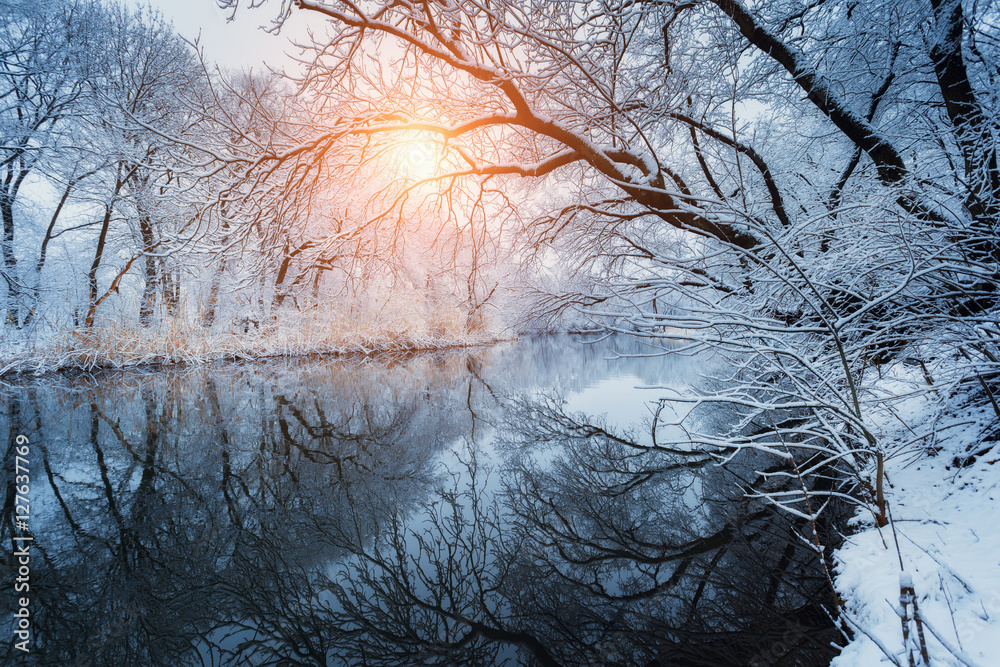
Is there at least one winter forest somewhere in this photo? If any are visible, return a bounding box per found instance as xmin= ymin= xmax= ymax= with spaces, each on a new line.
xmin=1 ymin=0 xmax=999 ymax=665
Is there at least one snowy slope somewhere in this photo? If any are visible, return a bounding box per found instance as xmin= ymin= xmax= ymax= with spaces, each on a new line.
xmin=833 ymin=390 xmax=1000 ymax=667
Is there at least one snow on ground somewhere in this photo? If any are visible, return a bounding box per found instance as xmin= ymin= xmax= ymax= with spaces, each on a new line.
xmin=832 ymin=376 xmax=1000 ymax=667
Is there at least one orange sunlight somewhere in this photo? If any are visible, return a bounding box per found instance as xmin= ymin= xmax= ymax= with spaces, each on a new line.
xmin=396 ymin=138 xmax=440 ymax=180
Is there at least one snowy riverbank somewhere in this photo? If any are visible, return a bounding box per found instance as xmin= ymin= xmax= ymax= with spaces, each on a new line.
xmin=0 ymin=318 xmax=509 ymax=377
xmin=833 ymin=371 xmax=999 ymax=666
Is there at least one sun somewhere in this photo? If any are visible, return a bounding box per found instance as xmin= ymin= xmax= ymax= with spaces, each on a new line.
xmin=398 ymin=140 xmax=439 ymax=180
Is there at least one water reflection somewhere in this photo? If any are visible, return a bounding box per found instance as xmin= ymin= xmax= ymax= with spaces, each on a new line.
xmin=0 ymin=336 xmax=843 ymax=666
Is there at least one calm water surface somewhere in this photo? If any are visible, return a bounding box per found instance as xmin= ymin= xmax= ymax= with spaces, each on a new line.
xmin=0 ymin=335 xmax=843 ymax=666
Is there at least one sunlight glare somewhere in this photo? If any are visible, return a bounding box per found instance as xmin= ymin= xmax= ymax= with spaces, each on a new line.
xmin=399 ymin=140 xmax=439 ymax=180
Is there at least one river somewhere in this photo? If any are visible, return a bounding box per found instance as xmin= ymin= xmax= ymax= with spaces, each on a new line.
xmin=0 ymin=334 xmax=843 ymax=666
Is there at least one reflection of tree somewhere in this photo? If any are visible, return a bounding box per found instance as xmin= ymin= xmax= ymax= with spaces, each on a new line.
xmin=502 ymin=400 xmax=845 ymax=665
xmin=0 ymin=339 xmax=843 ymax=666
xmin=0 ymin=353 xmax=474 ymax=666
xmin=293 ymin=396 xmax=844 ymax=666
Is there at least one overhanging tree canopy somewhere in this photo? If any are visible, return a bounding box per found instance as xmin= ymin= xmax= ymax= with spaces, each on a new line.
xmin=218 ymin=0 xmax=998 ymax=265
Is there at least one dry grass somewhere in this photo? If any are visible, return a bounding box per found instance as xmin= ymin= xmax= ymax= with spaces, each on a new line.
xmin=0 ymin=298 xmax=510 ymax=376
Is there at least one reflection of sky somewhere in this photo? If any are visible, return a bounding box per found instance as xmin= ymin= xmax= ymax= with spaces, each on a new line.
xmin=441 ymin=333 xmax=704 ymax=453
xmin=433 ymin=336 xmax=711 ymax=527
xmin=562 ymin=371 xmax=711 ymax=517
xmin=566 ymin=374 xmax=659 ymax=439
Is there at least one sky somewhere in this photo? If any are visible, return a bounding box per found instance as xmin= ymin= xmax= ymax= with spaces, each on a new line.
xmin=133 ymin=0 xmax=309 ymax=72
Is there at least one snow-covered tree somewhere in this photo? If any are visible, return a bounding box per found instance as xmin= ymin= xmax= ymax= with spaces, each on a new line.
xmin=80 ymin=4 xmax=203 ymax=327
xmin=210 ymin=0 xmax=1000 ymax=587
xmin=0 ymin=0 xmax=103 ymax=326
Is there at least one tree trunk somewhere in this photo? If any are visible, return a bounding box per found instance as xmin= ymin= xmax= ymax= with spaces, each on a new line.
xmin=272 ymin=241 xmax=317 ymax=311
xmin=27 ymin=175 xmax=83 ymax=328
xmin=202 ymin=266 xmax=223 ymax=328
xmin=85 ymin=203 xmax=115 ymax=328
xmin=707 ymin=0 xmax=943 ymax=227
xmin=929 ymin=0 xmax=1000 ymax=261
xmin=138 ymin=206 xmax=157 ymax=326
xmin=1 ymin=165 xmax=30 ymax=327
xmin=85 ymin=162 xmax=136 ymax=327
xmin=161 ymin=264 xmax=180 ymax=318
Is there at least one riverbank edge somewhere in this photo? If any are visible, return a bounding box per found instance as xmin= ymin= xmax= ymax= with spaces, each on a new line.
xmin=0 ymin=328 xmax=515 ymax=378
